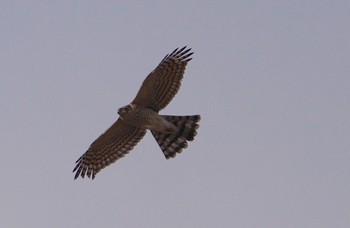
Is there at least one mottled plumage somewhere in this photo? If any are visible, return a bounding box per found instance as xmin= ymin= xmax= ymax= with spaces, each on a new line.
xmin=73 ymin=47 xmax=200 ymax=179
xmin=152 ymin=115 xmax=200 ymax=159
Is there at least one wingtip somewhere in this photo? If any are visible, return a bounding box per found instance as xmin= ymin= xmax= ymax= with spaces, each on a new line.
xmin=74 ymin=171 xmax=80 ymax=180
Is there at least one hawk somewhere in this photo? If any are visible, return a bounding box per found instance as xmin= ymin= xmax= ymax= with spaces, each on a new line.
xmin=73 ymin=47 xmax=200 ymax=179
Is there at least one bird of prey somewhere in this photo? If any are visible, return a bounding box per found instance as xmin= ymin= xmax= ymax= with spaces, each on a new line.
xmin=73 ymin=47 xmax=200 ymax=179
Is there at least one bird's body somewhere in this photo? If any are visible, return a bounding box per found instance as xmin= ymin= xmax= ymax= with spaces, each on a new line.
xmin=73 ymin=47 xmax=200 ymax=179
xmin=118 ymin=105 xmax=177 ymax=133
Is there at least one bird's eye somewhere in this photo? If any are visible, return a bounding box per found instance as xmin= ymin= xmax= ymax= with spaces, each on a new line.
xmin=118 ymin=108 xmax=124 ymax=114
xmin=118 ymin=106 xmax=130 ymax=115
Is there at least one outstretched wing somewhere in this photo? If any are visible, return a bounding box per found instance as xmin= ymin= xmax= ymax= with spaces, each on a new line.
xmin=131 ymin=47 xmax=193 ymax=112
xmin=73 ymin=118 xmax=146 ymax=179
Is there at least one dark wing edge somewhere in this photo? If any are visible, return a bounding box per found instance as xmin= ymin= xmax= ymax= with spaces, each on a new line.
xmin=132 ymin=46 xmax=193 ymax=111
xmin=73 ymin=119 xmax=146 ymax=180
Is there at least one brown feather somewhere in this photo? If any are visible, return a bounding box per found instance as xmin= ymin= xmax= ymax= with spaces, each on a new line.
xmin=132 ymin=47 xmax=193 ymax=111
xmin=73 ymin=119 xmax=146 ymax=179
xmin=151 ymin=115 xmax=200 ymax=159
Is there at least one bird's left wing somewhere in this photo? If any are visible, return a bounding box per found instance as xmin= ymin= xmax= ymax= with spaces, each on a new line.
xmin=73 ymin=118 xmax=146 ymax=179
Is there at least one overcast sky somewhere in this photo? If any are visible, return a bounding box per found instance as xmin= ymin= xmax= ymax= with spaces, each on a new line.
xmin=1 ymin=1 xmax=349 ymax=227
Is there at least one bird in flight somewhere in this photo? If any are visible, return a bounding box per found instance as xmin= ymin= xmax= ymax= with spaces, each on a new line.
xmin=73 ymin=47 xmax=200 ymax=179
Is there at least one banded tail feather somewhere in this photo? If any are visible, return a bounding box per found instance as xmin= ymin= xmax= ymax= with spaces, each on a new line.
xmin=151 ymin=115 xmax=200 ymax=159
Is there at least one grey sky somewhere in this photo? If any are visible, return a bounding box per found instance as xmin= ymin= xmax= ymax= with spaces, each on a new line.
xmin=1 ymin=1 xmax=349 ymax=227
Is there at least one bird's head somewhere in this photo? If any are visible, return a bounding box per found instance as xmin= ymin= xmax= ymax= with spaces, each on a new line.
xmin=118 ymin=104 xmax=136 ymax=116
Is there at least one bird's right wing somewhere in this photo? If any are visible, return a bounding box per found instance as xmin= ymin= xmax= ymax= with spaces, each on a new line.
xmin=131 ymin=47 xmax=193 ymax=112
xmin=73 ymin=118 xmax=146 ymax=179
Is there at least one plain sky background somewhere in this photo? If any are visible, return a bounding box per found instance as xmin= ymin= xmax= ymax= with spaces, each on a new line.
xmin=1 ymin=1 xmax=349 ymax=227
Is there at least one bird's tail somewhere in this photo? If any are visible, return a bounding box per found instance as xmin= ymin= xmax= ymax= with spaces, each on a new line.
xmin=151 ymin=115 xmax=200 ymax=159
